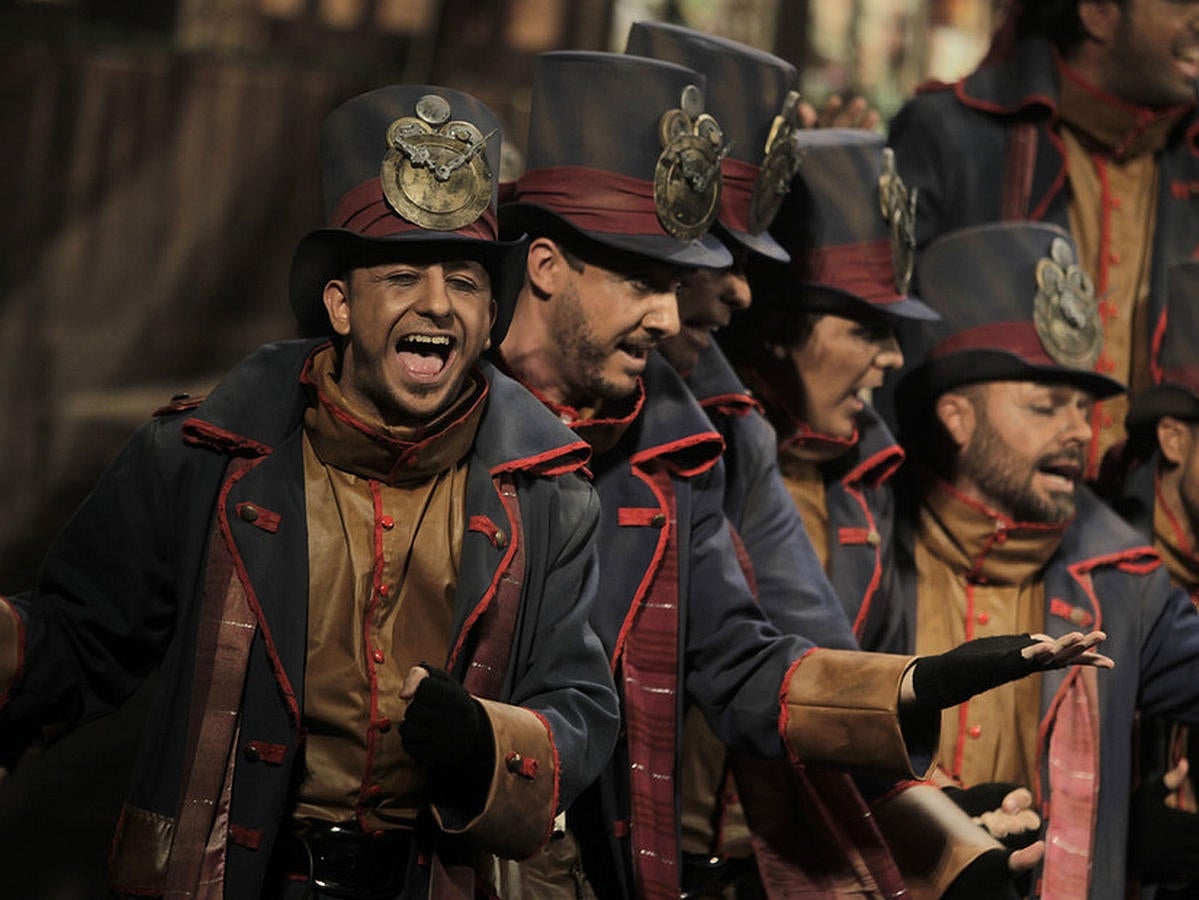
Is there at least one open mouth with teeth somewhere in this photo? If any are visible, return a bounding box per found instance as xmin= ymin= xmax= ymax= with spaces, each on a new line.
xmin=395 ymin=333 xmax=457 ymax=380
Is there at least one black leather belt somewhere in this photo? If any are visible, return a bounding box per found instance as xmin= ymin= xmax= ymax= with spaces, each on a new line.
xmin=283 ymin=823 xmax=412 ymax=900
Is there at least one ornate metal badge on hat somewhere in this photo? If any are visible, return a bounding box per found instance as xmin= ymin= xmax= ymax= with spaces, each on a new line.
xmin=747 ymin=90 xmax=803 ymax=235
xmin=1033 ymin=236 xmax=1102 ymax=369
xmin=878 ymin=148 xmax=916 ymax=294
xmin=655 ymin=84 xmax=728 ymax=241
xmin=381 ymin=93 xmax=495 ymax=231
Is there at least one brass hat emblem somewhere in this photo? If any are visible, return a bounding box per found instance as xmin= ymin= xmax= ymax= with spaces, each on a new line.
xmin=878 ymin=148 xmax=917 ymax=295
xmin=654 ymin=84 xmax=728 ymax=241
xmin=380 ymin=93 xmax=494 ymax=231
xmin=1034 ymin=236 xmax=1102 ymax=369
xmin=748 ymin=90 xmax=803 ymax=235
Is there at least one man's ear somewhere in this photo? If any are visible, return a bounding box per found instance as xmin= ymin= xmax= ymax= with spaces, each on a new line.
xmin=936 ymin=390 xmax=977 ymax=452
xmin=526 ymin=237 xmax=566 ymax=298
xmin=1077 ymin=0 xmax=1121 ymax=45
xmin=322 ymin=278 xmax=352 ymax=337
xmin=1158 ymin=416 xmax=1193 ymax=467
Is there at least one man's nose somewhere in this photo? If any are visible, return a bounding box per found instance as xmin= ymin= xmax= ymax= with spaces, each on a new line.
xmin=644 ymin=291 xmax=681 ymax=339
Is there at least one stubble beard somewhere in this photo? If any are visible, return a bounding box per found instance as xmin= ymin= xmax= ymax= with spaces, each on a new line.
xmin=959 ymin=410 xmax=1079 ymax=525
xmin=552 ymin=282 xmax=639 ymax=405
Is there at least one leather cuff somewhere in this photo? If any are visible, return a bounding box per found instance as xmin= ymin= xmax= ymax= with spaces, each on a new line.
xmin=432 ymin=698 xmax=559 ymax=860
xmin=873 ymin=782 xmax=1004 ymax=900
xmin=781 ymin=649 xmax=933 ymax=778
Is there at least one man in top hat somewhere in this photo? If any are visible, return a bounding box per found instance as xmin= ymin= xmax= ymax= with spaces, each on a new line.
xmin=720 ymin=129 xmax=939 ymax=651
xmin=0 ymin=84 xmax=622 ymax=898
xmin=497 ymin=49 xmax=1112 ymax=900
xmin=1101 ymin=262 xmax=1199 ymax=895
xmin=621 ymin=24 xmax=868 ymax=897
xmin=887 ymin=0 xmax=1199 ymax=477
xmin=885 ymin=221 xmax=1199 ymax=899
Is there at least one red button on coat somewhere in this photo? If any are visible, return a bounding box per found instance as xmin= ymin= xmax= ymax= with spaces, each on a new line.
xmin=380 ymin=515 xmax=395 ymax=530
xmin=968 ymin=725 xmax=982 ymax=739
xmin=372 ymin=649 xmax=386 ymax=664
xmin=977 ymin=611 xmax=991 ymax=626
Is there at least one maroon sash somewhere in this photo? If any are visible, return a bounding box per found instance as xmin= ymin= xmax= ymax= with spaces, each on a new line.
xmin=622 ymin=468 xmax=682 ymax=900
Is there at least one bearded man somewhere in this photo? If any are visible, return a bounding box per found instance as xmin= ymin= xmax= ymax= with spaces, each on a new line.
xmin=889 ymin=221 xmax=1199 ymax=900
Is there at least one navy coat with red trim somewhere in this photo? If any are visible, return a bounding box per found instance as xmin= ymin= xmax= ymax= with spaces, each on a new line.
xmin=808 ymin=406 xmax=907 ymax=651
xmin=0 ymin=339 xmax=620 ymax=897
xmin=685 ymin=343 xmax=858 ymax=651
xmin=569 ymin=352 xmax=843 ymax=898
xmin=888 ymin=484 xmax=1199 ymax=900
xmin=887 ymin=36 xmax=1199 ymax=384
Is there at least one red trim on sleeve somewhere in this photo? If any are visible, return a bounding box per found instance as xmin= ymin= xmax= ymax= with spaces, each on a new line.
xmin=777 ymin=647 xmax=819 ymax=763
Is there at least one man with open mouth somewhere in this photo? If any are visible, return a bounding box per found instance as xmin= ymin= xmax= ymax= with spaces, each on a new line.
xmin=495 ymin=49 xmax=1114 ymax=900
xmin=889 ymin=0 xmax=1199 ymax=479
xmin=0 ymin=84 xmax=622 ymax=899
xmin=887 ymin=221 xmax=1199 ymax=900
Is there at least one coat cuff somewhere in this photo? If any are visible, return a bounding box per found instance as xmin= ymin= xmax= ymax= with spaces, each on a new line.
xmin=432 ymin=698 xmax=559 ymax=859
xmin=780 ymin=649 xmax=934 ymax=778
xmin=0 ymin=597 xmax=23 ymax=707
xmin=871 ymin=782 xmax=1003 ymax=900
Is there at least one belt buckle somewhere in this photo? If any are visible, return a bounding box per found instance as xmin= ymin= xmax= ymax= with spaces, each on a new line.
xmin=303 ymin=825 xmax=409 ymax=900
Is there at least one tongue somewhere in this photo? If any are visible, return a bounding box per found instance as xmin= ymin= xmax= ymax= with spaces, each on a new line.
xmin=398 ymin=350 xmax=445 ymax=376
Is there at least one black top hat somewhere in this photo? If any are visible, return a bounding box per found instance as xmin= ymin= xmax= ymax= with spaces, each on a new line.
xmin=900 ymin=222 xmax=1125 ymax=401
xmin=502 ymin=51 xmax=732 ymax=269
xmin=624 ymin=21 xmax=800 ymax=263
xmin=1126 ymin=262 xmax=1199 ymax=433
xmin=289 ymin=84 xmax=527 ymax=342
xmin=758 ymin=130 xmax=937 ymax=323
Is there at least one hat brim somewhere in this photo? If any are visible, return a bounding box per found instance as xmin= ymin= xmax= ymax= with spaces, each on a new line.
xmin=796 ymin=283 xmax=941 ymax=323
xmin=1126 ymin=383 xmax=1199 ymax=434
xmin=715 ymin=221 xmax=790 ymax=264
xmin=897 ymin=349 xmax=1127 ymax=406
xmin=289 ymin=229 xmax=528 ymax=344
xmin=500 ymin=202 xmax=733 ymax=269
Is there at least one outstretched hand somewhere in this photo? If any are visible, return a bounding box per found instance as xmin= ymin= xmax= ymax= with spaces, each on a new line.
xmin=903 ymin=631 xmax=1113 ymax=710
xmin=798 ymin=94 xmax=881 ymax=131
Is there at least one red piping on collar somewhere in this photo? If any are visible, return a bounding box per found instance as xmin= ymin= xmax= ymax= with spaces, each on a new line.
xmin=1067 ymin=545 xmax=1161 ymax=579
xmin=934 ymin=475 xmax=1072 ymax=537
xmin=699 ymin=392 xmax=762 ymax=419
xmin=841 ymin=443 xmax=905 ymax=491
xmin=490 ymin=440 xmax=592 ymax=478
xmin=182 ymin=418 xmax=274 ymax=458
xmin=629 ymin=430 xmax=725 ymax=478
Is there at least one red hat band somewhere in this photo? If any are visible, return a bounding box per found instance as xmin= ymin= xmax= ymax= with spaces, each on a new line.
xmin=514 ymin=165 xmax=676 ymax=237
xmin=931 ymin=321 xmax=1059 ymax=368
xmin=331 ymin=176 xmax=499 ymax=241
xmin=810 ymin=240 xmax=903 ymax=305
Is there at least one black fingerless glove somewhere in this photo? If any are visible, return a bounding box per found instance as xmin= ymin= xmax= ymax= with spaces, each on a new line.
xmin=399 ymin=666 xmax=495 ymax=811
xmin=911 ymin=635 xmax=1040 ymax=710
xmin=1129 ymin=772 xmax=1199 ymax=885
xmin=943 ymin=847 xmax=1020 ymax=900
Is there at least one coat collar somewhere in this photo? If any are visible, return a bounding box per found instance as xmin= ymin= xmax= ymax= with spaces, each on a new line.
xmin=180 ymin=340 xmax=590 ymax=478
xmin=952 ymin=37 xmax=1060 ymax=118
xmin=684 ymin=343 xmax=760 ymax=417
xmin=621 ymin=353 xmax=725 ymax=475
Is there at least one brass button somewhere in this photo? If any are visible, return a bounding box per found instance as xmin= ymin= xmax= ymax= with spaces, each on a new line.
xmin=239 ymin=504 xmax=259 ymax=523
xmin=506 ymin=753 xmax=524 ymax=773
xmin=1069 ymin=607 xmax=1086 ymax=625
xmin=866 ymin=530 xmax=880 ymax=546
xmin=650 ymin=513 xmax=667 ymax=527
xmin=494 ymin=529 xmax=507 ymax=548
xmin=242 ymin=742 xmax=261 ymax=762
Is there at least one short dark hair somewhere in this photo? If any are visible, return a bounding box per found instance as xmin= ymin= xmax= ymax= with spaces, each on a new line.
xmin=1018 ymin=0 xmax=1127 ymax=53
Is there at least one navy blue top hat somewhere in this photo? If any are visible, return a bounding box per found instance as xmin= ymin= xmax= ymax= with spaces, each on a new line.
xmin=1126 ymin=262 xmax=1199 ymax=432
xmin=759 ymin=130 xmax=937 ymax=323
xmin=289 ymin=84 xmax=526 ymax=342
xmin=900 ymin=222 xmax=1125 ymax=401
xmin=502 ymin=51 xmax=732 ymax=269
xmin=624 ymin=21 xmax=800 ymax=263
